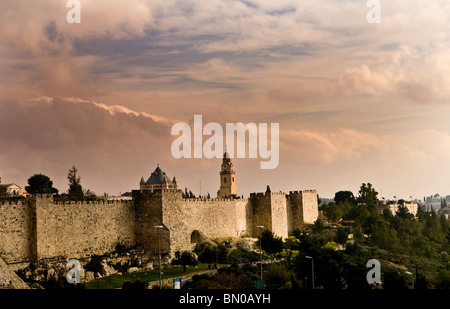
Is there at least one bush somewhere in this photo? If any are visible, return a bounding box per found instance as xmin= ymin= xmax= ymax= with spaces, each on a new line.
xmin=172 ymin=251 xmax=198 ymax=271
xmin=382 ymin=269 xmax=407 ymax=289
xmin=227 ymin=248 xmax=259 ymax=264
xmin=196 ymin=243 xmax=217 ymax=264
xmin=264 ymin=264 xmax=290 ymax=289
xmin=435 ymin=269 xmax=450 ymax=289
xmin=122 ymin=279 xmax=148 ymax=289
xmin=84 ymin=255 xmax=104 ymax=277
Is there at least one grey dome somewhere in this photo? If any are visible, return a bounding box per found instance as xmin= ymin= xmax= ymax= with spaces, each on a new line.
xmin=146 ymin=166 xmax=171 ymax=185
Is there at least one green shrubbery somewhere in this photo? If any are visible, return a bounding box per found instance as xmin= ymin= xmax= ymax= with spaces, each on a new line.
xmin=189 ymin=183 xmax=449 ymax=289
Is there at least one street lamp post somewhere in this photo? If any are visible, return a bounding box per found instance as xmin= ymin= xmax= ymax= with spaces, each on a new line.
xmin=256 ymin=225 xmax=264 ymax=281
xmin=306 ymin=256 xmax=314 ymax=289
xmin=154 ymin=225 xmax=164 ymax=288
xmin=283 ymin=249 xmax=291 ymax=270
xmin=405 ymin=271 xmax=414 ymax=289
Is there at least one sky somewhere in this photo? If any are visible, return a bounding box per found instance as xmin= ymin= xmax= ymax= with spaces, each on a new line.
xmin=1 ymin=0 xmax=450 ymax=199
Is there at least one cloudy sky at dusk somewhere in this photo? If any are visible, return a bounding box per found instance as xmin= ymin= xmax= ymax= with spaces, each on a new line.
xmin=1 ymin=0 xmax=450 ymax=199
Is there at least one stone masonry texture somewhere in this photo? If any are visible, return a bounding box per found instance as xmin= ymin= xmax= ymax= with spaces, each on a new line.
xmin=0 ymin=188 xmax=318 ymax=265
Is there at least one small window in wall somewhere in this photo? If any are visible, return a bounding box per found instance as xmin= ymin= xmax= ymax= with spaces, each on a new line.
xmin=224 ymin=177 xmax=227 ymax=183
xmin=232 ymin=177 xmax=234 ymax=182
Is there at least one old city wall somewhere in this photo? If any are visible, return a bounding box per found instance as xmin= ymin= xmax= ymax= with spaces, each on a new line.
xmin=160 ymin=190 xmax=252 ymax=255
xmin=0 ymin=195 xmax=136 ymax=263
xmin=249 ymin=192 xmax=289 ymax=239
xmin=1 ymin=189 xmax=318 ymax=264
xmin=132 ymin=190 xmax=169 ymax=255
xmin=287 ymin=191 xmax=303 ymax=233
xmin=287 ymin=190 xmax=319 ymax=233
xmin=249 ymin=192 xmax=271 ymax=236
xmin=35 ymin=195 xmax=136 ymax=260
xmin=0 ymin=199 xmax=36 ymax=263
xmin=300 ymin=190 xmax=319 ymax=224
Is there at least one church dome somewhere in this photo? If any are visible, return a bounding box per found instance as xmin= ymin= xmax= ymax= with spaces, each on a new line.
xmin=146 ymin=165 xmax=171 ymax=185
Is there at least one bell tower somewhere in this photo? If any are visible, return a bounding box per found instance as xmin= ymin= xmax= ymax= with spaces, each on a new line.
xmin=217 ymin=151 xmax=237 ymax=198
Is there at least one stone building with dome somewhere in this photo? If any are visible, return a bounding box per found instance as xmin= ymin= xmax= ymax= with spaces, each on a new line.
xmin=139 ymin=164 xmax=178 ymax=192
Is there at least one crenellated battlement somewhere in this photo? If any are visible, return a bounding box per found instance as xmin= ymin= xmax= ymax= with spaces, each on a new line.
xmin=52 ymin=199 xmax=133 ymax=206
xmin=0 ymin=199 xmax=26 ymax=207
xmin=288 ymin=189 xmax=318 ymax=195
xmin=249 ymin=191 xmax=286 ymax=198
xmin=162 ymin=189 xmax=182 ymax=194
xmin=183 ymin=197 xmax=249 ymax=203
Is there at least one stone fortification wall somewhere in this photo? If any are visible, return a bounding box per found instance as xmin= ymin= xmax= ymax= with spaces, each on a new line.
xmin=249 ymin=192 xmax=289 ymax=239
xmin=268 ymin=192 xmax=289 ymax=239
xmin=0 ymin=195 xmax=136 ymax=263
xmin=133 ymin=190 xmax=172 ymax=258
xmin=0 ymin=199 xmax=36 ymax=263
xmin=287 ymin=190 xmax=318 ymax=233
xmin=160 ymin=190 xmax=251 ymax=255
xmin=1 ymin=187 xmax=318 ymax=264
xmin=300 ymin=190 xmax=319 ymax=224
xmin=249 ymin=192 xmax=271 ymax=236
xmin=35 ymin=195 xmax=136 ymax=260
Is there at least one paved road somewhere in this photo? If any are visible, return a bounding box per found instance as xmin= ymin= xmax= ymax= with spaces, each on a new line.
xmin=181 ymin=268 xmax=218 ymax=285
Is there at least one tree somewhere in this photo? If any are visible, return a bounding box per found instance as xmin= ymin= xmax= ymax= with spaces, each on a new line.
xmin=382 ymin=269 xmax=407 ymax=289
xmin=67 ymin=166 xmax=83 ymax=200
xmin=178 ymin=251 xmax=198 ymax=272
xmin=312 ymin=218 xmax=325 ymax=233
xmin=415 ymin=266 xmax=428 ymax=289
xmin=264 ymin=264 xmax=290 ymax=289
xmin=172 ymin=251 xmax=198 ymax=271
xmin=260 ymin=230 xmax=283 ymax=257
xmin=25 ymin=174 xmax=59 ymax=194
xmin=320 ymin=201 xmax=349 ymax=222
xmin=196 ymin=243 xmax=216 ymax=264
xmin=435 ymin=269 xmax=450 ymax=289
xmin=395 ymin=205 xmax=413 ymax=219
xmin=357 ymin=183 xmax=378 ymax=206
xmin=415 ymin=205 xmax=426 ymax=222
xmin=335 ymin=227 xmax=349 ymax=245
xmin=334 ymin=191 xmax=356 ymax=205
xmin=441 ymin=198 xmax=447 ymax=211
